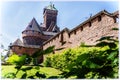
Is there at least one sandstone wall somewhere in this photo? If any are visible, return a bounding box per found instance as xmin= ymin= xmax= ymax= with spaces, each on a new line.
xmin=11 ymin=46 xmax=39 ymax=55
xmin=43 ymin=13 xmax=118 ymax=52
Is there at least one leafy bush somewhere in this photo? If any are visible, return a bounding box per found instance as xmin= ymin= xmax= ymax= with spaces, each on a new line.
xmin=43 ymin=36 xmax=118 ymax=79
xmin=4 ymin=46 xmax=55 ymax=79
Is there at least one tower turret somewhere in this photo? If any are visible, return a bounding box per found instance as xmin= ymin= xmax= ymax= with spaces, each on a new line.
xmin=22 ymin=18 xmax=44 ymax=45
xmin=43 ymin=3 xmax=59 ymax=32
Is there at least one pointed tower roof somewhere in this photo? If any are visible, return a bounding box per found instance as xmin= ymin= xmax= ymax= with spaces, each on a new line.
xmin=45 ymin=2 xmax=57 ymax=10
xmin=12 ymin=38 xmax=23 ymax=46
xmin=25 ymin=18 xmax=42 ymax=33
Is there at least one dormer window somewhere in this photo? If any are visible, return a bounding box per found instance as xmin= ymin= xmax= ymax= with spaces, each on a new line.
xmin=98 ymin=16 xmax=101 ymax=22
xmin=29 ymin=25 xmax=32 ymax=28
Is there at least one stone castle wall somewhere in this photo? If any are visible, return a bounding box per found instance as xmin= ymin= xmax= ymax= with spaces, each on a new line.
xmin=43 ymin=13 xmax=118 ymax=52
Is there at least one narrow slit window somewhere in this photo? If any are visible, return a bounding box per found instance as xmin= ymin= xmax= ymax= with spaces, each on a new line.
xmin=69 ymin=34 xmax=70 ymax=38
xmin=74 ymin=30 xmax=76 ymax=34
xmin=89 ymin=22 xmax=91 ymax=27
xmin=81 ymin=27 xmax=83 ymax=31
xmin=98 ymin=16 xmax=101 ymax=22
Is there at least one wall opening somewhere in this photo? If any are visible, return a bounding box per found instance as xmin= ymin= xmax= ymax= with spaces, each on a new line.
xmin=89 ymin=22 xmax=91 ymax=27
xmin=115 ymin=18 xmax=119 ymax=23
xmin=98 ymin=16 xmax=101 ymax=22
xmin=81 ymin=26 xmax=83 ymax=31
xmin=68 ymin=33 xmax=70 ymax=38
xmin=74 ymin=30 xmax=76 ymax=34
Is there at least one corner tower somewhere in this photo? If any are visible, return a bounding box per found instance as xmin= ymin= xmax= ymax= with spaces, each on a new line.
xmin=22 ymin=18 xmax=44 ymax=45
xmin=43 ymin=3 xmax=59 ymax=32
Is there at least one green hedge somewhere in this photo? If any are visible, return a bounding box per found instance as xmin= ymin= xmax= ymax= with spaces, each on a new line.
xmin=43 ymin=42 xmax=118 ymax=78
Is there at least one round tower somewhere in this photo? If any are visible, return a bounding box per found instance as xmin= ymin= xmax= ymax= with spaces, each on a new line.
xmin=22 ymin=18 xmax=44 ymax=45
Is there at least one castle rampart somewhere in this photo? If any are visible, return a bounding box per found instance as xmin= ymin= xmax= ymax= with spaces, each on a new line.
xmin=43 ymin=10 xmax=119 ymax=52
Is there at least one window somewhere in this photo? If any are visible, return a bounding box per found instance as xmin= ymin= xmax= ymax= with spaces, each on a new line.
xmin=57 ymin=35 xmax=59 ymax=38
xmin=89 ymin=22 xmax=91 ymax=27
xmin=98 ymin=16 xmax=101 ymax=22
xmin=68 ymin=34 xmax=70 ymax=38
xmin=81 ymin=26 xmax=83 ymax=31
xmin=29 ymin=25 xmax=32 ymax=28
xmin=53 ymin=30 xmax=57 ymax=32
xmin=60 ymin=33 xmax=63 ymax=42
xmin=19 ymin=46 xmax=22 ymax=49
xmin=74 ymin=30 xmax=76 ymax=34
xmin=114 ymin=18 xmax=119 ymax=23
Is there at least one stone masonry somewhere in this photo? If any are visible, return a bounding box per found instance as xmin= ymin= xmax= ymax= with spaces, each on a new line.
xmin=43 ymin=10 xmax=119 ymax=53
xmin=10 ymin=3 xmax=119 ymax=63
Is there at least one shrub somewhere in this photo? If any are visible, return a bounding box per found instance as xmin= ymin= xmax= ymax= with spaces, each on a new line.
xmin=43 ymin=37 xmax=118 ymax=78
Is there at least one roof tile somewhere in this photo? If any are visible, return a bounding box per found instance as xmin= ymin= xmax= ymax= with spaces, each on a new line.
xmin=25 ymin=18 xmax=43 ymax=33
xmin=12 ymin=38 xmax=23 ymax=46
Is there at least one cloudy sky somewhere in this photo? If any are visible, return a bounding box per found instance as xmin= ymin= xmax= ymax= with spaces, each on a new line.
xmin=0 ymin=0 xmax=119 ymax=49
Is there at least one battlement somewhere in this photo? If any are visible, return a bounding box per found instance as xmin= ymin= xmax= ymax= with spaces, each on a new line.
xmin=43 ymin=10 xmax=119 ymax=52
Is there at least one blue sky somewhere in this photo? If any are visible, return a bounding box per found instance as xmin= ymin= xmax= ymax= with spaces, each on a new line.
xmin=0 ymin=1 xmax=119 ymax=49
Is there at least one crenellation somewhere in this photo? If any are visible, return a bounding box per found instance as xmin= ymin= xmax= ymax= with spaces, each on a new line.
xmin=10 ymin=3 xmax=119 ymax=63
xmin=43 ymin=10 xmax=119 ymax=52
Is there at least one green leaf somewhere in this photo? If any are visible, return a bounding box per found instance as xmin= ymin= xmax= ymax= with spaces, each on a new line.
xmin=96 ymin=41 xmax=109 ymax=47
xmin=96 ymin=36 xmax=113 ymax=42
xmin=34 ymin=66 xmax=40 ymax=70
xmin=113 ymin=58 xmax=118 ymax=64
xmin=107 ymin=51 xmax=118 ymax=60
xmin=43 ymin=46 xmax=55 ymax=55
xmin=15 ymin=65 xmax=22 ymax=70
xmin=82 ymin=60 xmax=101 ymax=69
xmin=28 ymin=76 xmax=34 ymax=79
xmin=96 ymin=41 xmax=116 ymax=49
xmin=4 ymin=73 xmax=16 ymax=78
xmin=35 ymin=72 xmax=46 ymax=78
xmin=21 ymin=73 xmax=27 ymax=79
xmin=21 ymin=67 xmax=33 ymax=71
xmin=31 ymin=50 xmax=42 ymax=58
xmin=55 ymin=47 xmax=65 ymax=51
xmin=112 ymin=28 xmax=119 ymax=30
xmin=77 ymin=54 xmax=90 ymax=63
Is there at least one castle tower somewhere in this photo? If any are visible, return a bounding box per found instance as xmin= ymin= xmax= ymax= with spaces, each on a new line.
xmin=22 ymin=18 xmax=44 ymax=45
xmin=10 ymin=3 xmax=60 ymax=57
xmin=43 ymin=3 xmax=60 ymax=32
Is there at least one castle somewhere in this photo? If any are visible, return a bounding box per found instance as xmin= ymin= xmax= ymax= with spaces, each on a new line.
xmin=10 ymin=3 xmax=119 ymax=62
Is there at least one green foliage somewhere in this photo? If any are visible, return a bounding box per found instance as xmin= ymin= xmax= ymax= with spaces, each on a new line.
xmin=7 ymin=54 xmax=27 ymax=65
xmin=2 ymin=65 xmax=62 ymax=79
xmin=112 ymin=28 xmax=119 ymax=30
xmin=4 ymin=73 xmax=16 ymax=78
xmin=35 ymin=72 xmax=46 ymax=78
xmin=43 ymin=57 xmax=52 ymax=67
xmin=4 ymin=46 xmax=55 ymax=79
xmin=44 ymin=36 xmax=118 ymax=79
xmin=43 ymin=46 xmax=55 ymax=55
